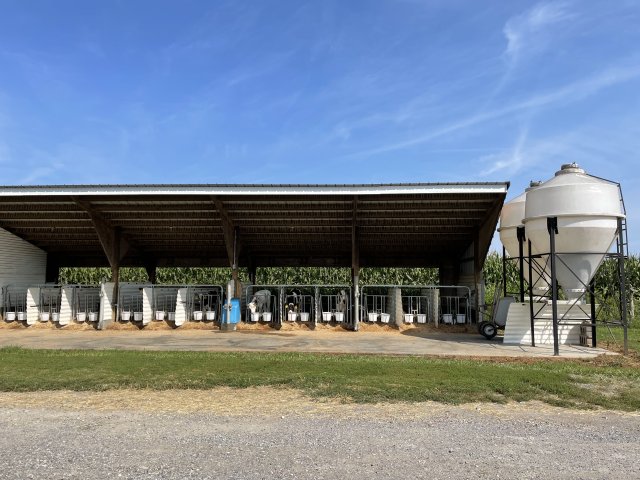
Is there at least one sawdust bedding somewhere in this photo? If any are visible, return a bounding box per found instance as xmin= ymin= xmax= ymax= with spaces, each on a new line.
xmin=1 ymin=316 xmax=471 ymax=335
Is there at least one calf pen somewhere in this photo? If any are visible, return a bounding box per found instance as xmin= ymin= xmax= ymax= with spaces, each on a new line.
xmin=3 ymin=282 xmax=473 ymax=332
xmin=243 ymin=285 xmax=352 ymax=326
xmin=117 ymin=284 xmax=224 ymax=327
xmin=2 ymin=284 xmax=29 ymax=322
xmin=360 ymin=285 xmax=471 ymax=327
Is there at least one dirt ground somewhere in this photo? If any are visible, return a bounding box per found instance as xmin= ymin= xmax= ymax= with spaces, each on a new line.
xmin=1 ymin=388 xmax=638 ymax=480
xmin=0 ymin=316 xmax=474 ymax=334
xmin=1 ymin=387 xmax=637 ymax=418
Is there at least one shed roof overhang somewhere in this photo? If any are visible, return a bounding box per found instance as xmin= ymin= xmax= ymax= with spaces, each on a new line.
xmin=0 ymin=183 xmax=509 ymax=269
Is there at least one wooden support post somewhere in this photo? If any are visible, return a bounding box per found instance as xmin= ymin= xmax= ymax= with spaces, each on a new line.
xmin=248 ymin=260 xmax=257 ymax=285
xmin=145 ymin=263 xmax=157 ymax=284
xmin=213 ymin=196 xmax=242 ymax=297
xmin=352 ymin=196 xmax=360 ymax=331
xmin=45 ymin=255 xmax=61 ymax=284
xmin=473 ymin=230 xmax=481 ymax=324
xmin=72 ymin=197 xmax=131 ymax=317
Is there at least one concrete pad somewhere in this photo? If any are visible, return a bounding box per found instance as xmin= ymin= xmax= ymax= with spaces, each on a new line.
xmin=0 ymin=328 xmax=611 ymax=358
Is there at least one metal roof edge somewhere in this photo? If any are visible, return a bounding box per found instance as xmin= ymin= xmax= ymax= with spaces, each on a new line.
xmin=0 ymin=183 xmax=510 ymax=197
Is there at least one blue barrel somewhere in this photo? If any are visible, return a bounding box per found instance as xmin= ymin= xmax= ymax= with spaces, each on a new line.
xmin=221 ymin=298 xmax=241 ymax=329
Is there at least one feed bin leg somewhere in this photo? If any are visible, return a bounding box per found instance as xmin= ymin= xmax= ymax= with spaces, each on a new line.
xmin=547 ymin=217 xmax=560 ymax=356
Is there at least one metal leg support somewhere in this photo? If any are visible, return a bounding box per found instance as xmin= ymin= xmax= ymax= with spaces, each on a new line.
xmin=547 ymin=217 xmax=560 ymax=356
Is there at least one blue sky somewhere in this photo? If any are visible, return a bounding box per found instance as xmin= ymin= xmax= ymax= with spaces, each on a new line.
xmin=0 ymin=1 xmax=639 ymax=250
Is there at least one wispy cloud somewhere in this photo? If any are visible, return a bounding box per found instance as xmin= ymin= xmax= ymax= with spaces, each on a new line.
xmin=480 ymin=109 xmax=640 ymax=181
xmin=346 ymin=60 xmax=640 ymax=159
xmin=485 ymin=2 xmax=575 ymax=103
xmin=503 ymin=2 xmax=574 ymax=62
xmin=19 ymin=164 xmax=63 ymax=184
xmin=226 ymin=49 xmax=296 ymax=87
xmin=481 ymin=126 xmax=529 ymax=176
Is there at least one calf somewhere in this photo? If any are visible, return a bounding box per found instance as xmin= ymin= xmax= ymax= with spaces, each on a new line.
xmin=336 ymin=289 xmax=348 ymax=315
xmin=248 ymin=290 xmax=271 ymax=314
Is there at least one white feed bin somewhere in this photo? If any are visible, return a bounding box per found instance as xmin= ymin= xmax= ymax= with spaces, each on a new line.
xmin=498 ymin=181 xmax=550 ymax=295
xmin=523 ymin=163 xmax=624 ymax=302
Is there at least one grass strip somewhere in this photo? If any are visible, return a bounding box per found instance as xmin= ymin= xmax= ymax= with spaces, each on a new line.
xmin=0 ymin=347 xmax=639 ymax=411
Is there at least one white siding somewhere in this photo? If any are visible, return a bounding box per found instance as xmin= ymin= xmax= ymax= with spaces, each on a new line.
xmin=503 ymin=302 xmax=585 ymax=345
xmin=0 ymin=228 xmax=46 ymax=308
xmin=98 ymin=282 xmax=115 ymax=330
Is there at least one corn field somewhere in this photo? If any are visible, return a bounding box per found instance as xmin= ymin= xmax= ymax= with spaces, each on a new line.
xmin=59 ymin=266 xmax=439 ymax=287
xmin=58 ymin=254 xmax=638 ymax=323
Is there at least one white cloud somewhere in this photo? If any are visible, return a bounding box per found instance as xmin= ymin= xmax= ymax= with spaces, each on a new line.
xmin=481 ymin=127 xmax=529 ymax=176
xmin=503 ymin=2 xmax=574 ymax=61
xmin=19 ymin=164 xmax=63 ymax=184
xmin=347 ymin=60 xmax=640 ymax=159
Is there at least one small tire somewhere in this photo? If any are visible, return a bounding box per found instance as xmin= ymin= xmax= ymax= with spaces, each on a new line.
xmin=480 ymin=321 xmax=498 ymax=340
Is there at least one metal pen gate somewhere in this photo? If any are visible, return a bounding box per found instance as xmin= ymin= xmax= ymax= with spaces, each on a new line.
xmin=361 ymin=285 xmax=472 ymax=325
xmin=243 ymin=285 xmax=352 ymax=326
xmin=3 ymin=284 xmax=29 ymax=321
xmin=188 ymin=286 xmax=223 ymax=322
xmin=118 ymin=283 xmax=146 ymax=322
xmin=72 ymin=285 xmax=101 ymax=322
xmin=38 ymin=285 xmax=62 ymax=322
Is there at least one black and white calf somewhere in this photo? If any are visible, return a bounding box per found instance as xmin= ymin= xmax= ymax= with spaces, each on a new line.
xmin=335 ymin=289 xmax=348 ymax=322
xmin=286 ymin=289 xmax=301 ymax=321
xmin=248 ymin=289 xmax=271 ymax=315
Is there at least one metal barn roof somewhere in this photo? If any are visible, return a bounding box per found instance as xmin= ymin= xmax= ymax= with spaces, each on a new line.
xmin=0 ymin=183 xmax=509 ymax=269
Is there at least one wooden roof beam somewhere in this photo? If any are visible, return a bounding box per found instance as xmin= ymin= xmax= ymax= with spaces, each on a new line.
xmin=71 ymin=196 xmax=132 ymax=269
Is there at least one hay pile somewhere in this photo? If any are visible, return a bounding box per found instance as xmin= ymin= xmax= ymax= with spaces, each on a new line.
xmin=0 ymin=319 xmax=97 ymax=330
xmin=106 ymin=319 xmax=215 ymax=331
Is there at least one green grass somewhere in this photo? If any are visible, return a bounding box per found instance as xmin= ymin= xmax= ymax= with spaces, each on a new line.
xmin=598 ymin=322 xmax=640 ymax=356
xmin=1 ymin=348 xmax=639 ymax=411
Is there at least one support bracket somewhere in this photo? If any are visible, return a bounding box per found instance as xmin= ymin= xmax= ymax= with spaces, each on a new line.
xmin=212 ymin=196 xmax=241 ymax=269
xmin=71 ymin=196 xmax=130 ymax=268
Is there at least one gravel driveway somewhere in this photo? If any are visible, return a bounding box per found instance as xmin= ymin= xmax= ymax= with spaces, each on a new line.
xmin=0 ymin=389 xmax=638 ymax=480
